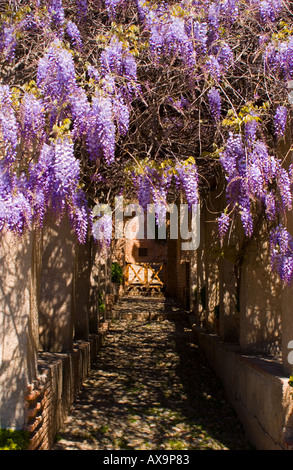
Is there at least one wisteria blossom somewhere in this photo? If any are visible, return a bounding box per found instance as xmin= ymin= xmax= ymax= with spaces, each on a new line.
xmin=208 ymin=87 xmax=222 ymax=122
xmin=66 ymin=20 xmax=83 ymax=49
xmin=0 ymin=0 xmax=293 ymax=284
xmin=0 ymin=85 xmax=19 ymax=163
xmin=274 ymin=106 xmax=288 ymax=139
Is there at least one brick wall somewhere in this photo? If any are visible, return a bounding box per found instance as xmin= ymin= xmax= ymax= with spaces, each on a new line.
xmin=23 ymin=328 xmax=108 ymax=450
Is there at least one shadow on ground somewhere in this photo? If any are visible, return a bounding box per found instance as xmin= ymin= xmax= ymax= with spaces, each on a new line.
xmin=52 ymin=297 xmax=252 ymax=451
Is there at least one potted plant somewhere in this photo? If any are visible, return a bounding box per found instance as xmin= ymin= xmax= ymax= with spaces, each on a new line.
xmin=111 ymin=262 xmax=123 ymax=298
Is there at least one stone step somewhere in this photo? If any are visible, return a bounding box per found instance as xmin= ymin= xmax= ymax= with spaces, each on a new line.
xmin=110 ymin=310 xmax=186 ymax=321
xmin=110 ymin=296 xmax=187 ymax=321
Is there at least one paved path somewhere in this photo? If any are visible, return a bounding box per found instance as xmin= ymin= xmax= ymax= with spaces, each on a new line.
xmin=52 ymin=297 xmax=252 ymax=451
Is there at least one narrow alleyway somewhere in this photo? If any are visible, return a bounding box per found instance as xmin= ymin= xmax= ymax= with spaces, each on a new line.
xmin=52 ymin=297 xmax=252 ymax=451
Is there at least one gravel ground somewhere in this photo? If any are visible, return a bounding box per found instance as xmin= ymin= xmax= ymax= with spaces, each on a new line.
xmin=52 ymin=298 xmax=252 ymax=451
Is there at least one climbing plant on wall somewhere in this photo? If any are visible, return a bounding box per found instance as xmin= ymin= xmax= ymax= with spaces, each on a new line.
xmin=111 ymin=261 xmax=123 ymax=285
xmin=1 ymin=0 xmax=293 ymax=283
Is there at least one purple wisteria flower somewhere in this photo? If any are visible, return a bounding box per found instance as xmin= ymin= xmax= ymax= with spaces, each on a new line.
xmin=68 ymin=189 xmax=89 ymax=244
xmin=175 ymin=161 xmax=199 ymax=209
xmin=244 ymin=119 xmax=258 ymax=144
xmin=264 ymin=37 xmax=293 ymax=80
xmin=147 ymin=12 xmax=196 ymax=69
xmin=239 ymin=198 xmax=253 ymax=238
xmin=0 ymin=25 xmax=17 ymax=61
xmin=76 ymin=0 xmax=88 ymax=17
xmin=113 ymin=92 xmax=130 ymax=136
xmin=136 ymin=171 xmax=152 ymax=211
xmin=49 ymin=0 xmax=65 ymax=27
xmin=208 ymin=3 xmax=220 ymax=30
xmin=190 ymin=20 xmax=208 ymax=53
xmin=86 ymin=92 xmax=115 ymax=164
xmin=205 ymin=55 xmax=222 ymax=81
xmin=66 ymin=21 xmax=83 ymax=50
xmin=259 ymin=0 xmax=282 ymax=23
xmin=218 ymin=212 xmax=230 ymax=244
xmin=20 ymin=92 xmax=45 ymax=147
xmin=0 ymin=85 xmax=19 ymax=163
xmin=220 ymin=133 xmax=245 ymax=179
xmin=100 ymin=37 xmax=124 ymax=76
xmin=105 ymin=0 xmax=126 ymax=19
xmin=152 ymin=187 xmax=168 ymax=227
xmin=37 ymin=39 xmax=77 ymax=104
xmin=100 ymin=37 xmax=138 ymax=100
xmin=217 ymin=42 xmax=234 ymax=70
xmin=87 ymin=64 xmax=100 ymax=82
xmin=270 ymin=224 xmax=293 ymax=285
xmin=208 ymin=87 xmax=221 ymax=122
xmin=165 ymin=17 xmax=196 ymax=68
xmin=92 ymin=213 xmax=113 ymax=245
xmin=70 ymin=85 xmax=91 ymax=139
xmin=278 ymin=166 xmax=292 ymax=212
xmin=53 ymin=137 xmax=80 ymax=195
xmin=264 ymin=191 xmax=276 ymax=221
xmin=274 ymin=106 xmax=287 ymax=139
xmin=0 ymin=161 xmax=33 ymax=234
xmin=220 ymin=0 xmax=239 ymax=23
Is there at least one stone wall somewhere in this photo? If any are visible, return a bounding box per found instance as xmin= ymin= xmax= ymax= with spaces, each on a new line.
xmin=188 ymin=184 xmax=293 ymax=449
xmin=190 ymin=324 xmax=293 ymax=450
xmin=0 ymin=230 xmax=35 ymax=429
xmin=191 ymin=190 xmax=285 ymax=358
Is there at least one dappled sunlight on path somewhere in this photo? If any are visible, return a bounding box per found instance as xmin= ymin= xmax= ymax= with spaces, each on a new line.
xmin=52 ymin=298 xmax=252 ymax=451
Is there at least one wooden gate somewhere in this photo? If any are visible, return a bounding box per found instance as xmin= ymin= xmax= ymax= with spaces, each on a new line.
xmin=124 ymin=263 xmax=165 ymax=294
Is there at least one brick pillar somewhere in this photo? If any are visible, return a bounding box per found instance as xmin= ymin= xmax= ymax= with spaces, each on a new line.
xmin=38 ymin=217 xmax=76 ymax=353
xmin=0 ymin=230 xmax=37 ymax=429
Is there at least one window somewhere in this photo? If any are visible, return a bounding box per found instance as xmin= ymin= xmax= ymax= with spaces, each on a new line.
xmin=138 ymin=247 xmax=148 ymax=257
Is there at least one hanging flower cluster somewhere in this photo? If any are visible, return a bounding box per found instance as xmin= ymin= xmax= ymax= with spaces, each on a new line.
xmin=0 ymin=5 xmax=140 ymax=243
xmin=208 ymin=87 xmax=222 ymax=122
xmin=0 ymin=0 xmax=293 ymax=284
xmin=132 ymin=163 xmax=173 ymax=227
xmin=270 ymin=225 xmax=293 ymax=285
xmin=219 ymin=132 xmax=291 ymax=243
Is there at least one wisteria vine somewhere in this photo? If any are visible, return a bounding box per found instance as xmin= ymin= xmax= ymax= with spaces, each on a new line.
xmin=1 ymin=0 xmax=293 ymax=283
